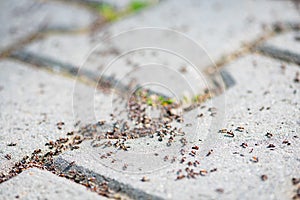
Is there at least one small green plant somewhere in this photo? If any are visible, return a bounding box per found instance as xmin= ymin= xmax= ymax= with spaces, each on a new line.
xmin=97 ymin=3 xmax=119 ymax=21
xmin=158 ymin=96 xmax=174 ymax=105
xmin=146 ymin=98 xmax=153 ymax=106
xmin=182 ymin=95 xmax=189 ymax=104
xmin=192 ymin=94 xmax=200 ymax=103
xmin=128 ymin=0 xmax=149 ymax=12
xmin=94 ymin=0 xmax=153 ymax=22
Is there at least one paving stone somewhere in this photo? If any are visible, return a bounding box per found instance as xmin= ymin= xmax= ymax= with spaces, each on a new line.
xmin=94 ymin=0 xmax=299 ymax=67
xmin=55 ymin=54 xmax=300 ymax=199
xmin=23 ymin=34 xmax=92 ymax=68
xmin=0 ymin=0 xmax=96 ymax=52
xmin=21 ymin=32 xmax=219 ymax=99
xmin=0 ymin=168 xmax=105 ymax=200
xmin=0 ymin=60 xmax=117 ymax=173
xmin=21 ymin=0 xmax=300 ymax=69
xmin=257 ymin=31 xmax=300 ymax=64
xmin=263 ymin=31 xmax=300 ymax=55
xmin=20 ymin=0 xmax=299 ymax=97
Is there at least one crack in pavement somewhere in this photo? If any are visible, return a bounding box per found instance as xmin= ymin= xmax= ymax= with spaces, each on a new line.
xmin=55 ymin=157 xmax=164 ymax=200
xmin=256 ymin=44 xmax=300 ymax=65
xmin=205 ymin=21 xmax=300 ymax=75
xmin=10 ymin=50 xmax=129 ymax=93
xmin=0 ymin=32 xmax=43 ymax=60
xmin=10 ymin=49 xmax=226 ymax=105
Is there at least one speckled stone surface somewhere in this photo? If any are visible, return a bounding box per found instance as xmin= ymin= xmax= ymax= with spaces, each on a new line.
xmin=0 ymin=60 xmax=116 ymax=173
xmin=0 ymin=168 xmax=106 ymax=200
xmin=263 ymin=31 xmax=300 ymax=55
xmin=1 ymin=1 xmax=299 ymax=199
xmin=56 ymin=54 xmax=300 ymax=199
xmin=0 ymin=0 xmax=96 ymax=52
xmin=19 ymin=0 xmax=299 ymax=98
xmin=23 ymin=0 xmax=299 ymax=69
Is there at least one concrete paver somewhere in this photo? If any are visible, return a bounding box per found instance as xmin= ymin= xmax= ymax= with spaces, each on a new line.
xmin=0 ymin=0 xmax=96 ymax=52
xmin=1 ymin=1 xmax=300 ymax=199
xmin=0 ymin=168 xmax=105 ymax=200
xmin=55 ymin=54 xmax=300 ymax=199
xmin=96 ymin=0 xmax=299 ymax=68
xmin=263 ymin=31 xmax=300 ymax=55
xmin=0 ymin=60 xmax=117 ymax=173
xmin=23 ymin=34 xmax=92 ymax=68
xmin=257 ymin=31 xmax=300 ymax=64
xmin=19 ymin=0 xmax=299 ymax=98
xmin=21 ymin=34 xmax=216 ymax=99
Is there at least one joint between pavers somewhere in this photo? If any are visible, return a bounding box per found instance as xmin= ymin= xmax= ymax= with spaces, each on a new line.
xmin=0 ymin=32 xmax=43 ymax=60
xmin=256 ymin=44 xmax=300 ymax=66
xmin=55 ymin=157 xmax=164 ymax=200
xmin=0 ymin=29 xmax=93 ymax=61
xmin=10 ymin=49 xmax=231 ymax=113
xmin=204 ymin=21 xmax=300 ymax=74
xmin=10 ymin=50 xmax=129 ymax=93
xmin=10 ymin=49 xmax=179 ymax=99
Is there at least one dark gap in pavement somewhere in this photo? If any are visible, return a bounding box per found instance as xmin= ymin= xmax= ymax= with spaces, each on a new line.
xmin=10 ymin=49 xmax=226 ymax=108
xmin=55 ymin=157 xmax=164 ymax=200
xmin=256 ymin=44 xmax=300 ymax=66
xmin=10 ymin=50 xmax=129 ymax=93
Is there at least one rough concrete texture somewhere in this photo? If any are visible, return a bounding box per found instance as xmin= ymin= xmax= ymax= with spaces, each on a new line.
xmin=21 ymin=34 xmax=216 ymax=98
xmin=0 ymin=168 xmax=106 ymax=200
xmin=257 ymin=31 xmax=300 ymax=64
xmin=19 ymin=0 xmax=299 ymax=97
xmin=1 ymin=1 xmax=300 ymax=199
xmin=0 ymin=0 xmax=96 ymax=52
xmin=24 ymin=0 xmax=299 ymax=67
xmin=263 ymin=31 xmax=300 ymax=55
xmin=55 ymin=54 xmax=300 ymax=199
xmin=0 ymin=60 xmax=117 ymax=173
xmin=95 ymin=0 xmax=299 ymax=67
xmin=23 ymin=34 xmax=92 ymax=68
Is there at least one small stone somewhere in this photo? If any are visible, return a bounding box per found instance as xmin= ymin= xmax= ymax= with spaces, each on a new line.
xmin=261 ymin=175 xmax=268 ymax=181
xmin=216 ymin=188 xmax=224 ymax=193
xmin=199 ymin=169 xmax=207 ymax=176
xmin=4 ymin=154 xmax=11 ymax=160
xmin=141 ymin=176 xmax=150 ymax=182
xmin=267 ymin=144 xmax=276 ymax=148
xmin=250 ymin=156 xmax=259 ymax=163
xmin=294 ymin=72 xmax=300 ymax=83
xmin=265 ymin=132 xmax=273 ymax=138
xmin=292 ymin=178 xmax=300 ymax=185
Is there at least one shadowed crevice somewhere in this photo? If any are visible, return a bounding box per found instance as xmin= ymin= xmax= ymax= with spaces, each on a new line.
xmin=54 ymin=157 xmax=164 ymax=200
xmin=257 ymin=44 xmax=300 ymax=65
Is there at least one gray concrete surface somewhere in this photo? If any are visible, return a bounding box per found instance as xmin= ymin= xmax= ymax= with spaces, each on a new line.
xmin=22 ymin=0 xmax=300 ymax=64
xmin=264 ymin=31 xmax=300 ymax=55
xmin=0 ymin=0 xmax=96 ymax=52
xmin=20 ymin=34 xmax=216 ymax=99
xmin=0 ymin=60 xmax=75 ymax=172
xmin=0 ymin=60 xmax=118 ymax=173
xmin=55 ymin=54 xmax=300 ymax=199
xmin=257 ymin=31 xmax=300 ymax=64
xmin=0 ymin=168 xmax=106 ymax=200
xmin=97 ymin=0 xmax=299 ymax=67
xmin=18 ymin=0 xmax=299 ymax=98
xmin=0 ymin=0 xmax=300 ymax=199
